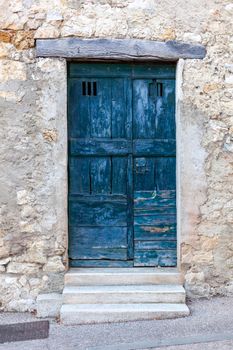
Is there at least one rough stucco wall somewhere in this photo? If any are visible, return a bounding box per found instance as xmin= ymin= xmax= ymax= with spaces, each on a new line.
xmin=0 ymin=52 xmax=67 ymax=310
xmin=0 ymin=0 xmax=233 ymax=311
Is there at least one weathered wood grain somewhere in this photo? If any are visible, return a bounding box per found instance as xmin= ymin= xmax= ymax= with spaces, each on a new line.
xmin=36 ymin=38 xmax=206 ymax=60
xmin=133 ymin=139 xmax=176 ymax=156
xmin=69 ymin=247 xmax=127 ymax=260
xmin=70 ymin=259 xmax=133 ymax=267
xmin=134 ymin=214 xmax=176 ymax=226
xmin=69 ymin=194 xmax=127 ymax=201
xmin=69 ymin=62 xmax=176 ymax=78
xmin=69 ymin=200 xmax=127 ymax=226
xmin=135 ymin=240 xmax=177 ymax=250
xmin=127 ymin=154 xmax=134 ymax=259
xmin=132 ymin=76 xmax=176 ymax=267
xmin=134 ymin=190 xmax=176 ymax=208
xmin=69 ymin=227 xmax=127 ymax=248
xmin=134 ymin=225 xmax=176 ymax=240
xmin=69 ymin=226 xmax=127 ymax=260
xmin=134 ymin=207 xmax=176 ymax=215
xmin=134 ymin=250 xmax=177 ymax=267
xmin=69 ymin=139 xmax=131 ymax=156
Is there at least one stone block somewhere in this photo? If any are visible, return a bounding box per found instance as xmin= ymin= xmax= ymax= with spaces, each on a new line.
xmin=183 ymin=32 xmax=202 ymax=43
xmin=7 ymin=262 xmax=40 ymax=274
xmin=0 ymin=91 xmax=21 ymax=101
xmin=16 ymin=190 xmax=30 ymax=205
xmin=0 ymin=30 xmax=13 ymax=43
xmin=18 ymin=276 xmax=28 ymax=286
xmin=43 ymin=256 xmax=65 ymax=273
xmin=0 ymin=257 xmax=11 ymax=265
xmin=8 ymin=298 xmax=35 ymax=312
xmin=0 ymin=42 xmax=11 ymax=58
xmin=34 ymin=24 xmax=60 ymax=39
xmin=36 ymin=293 xmax=62 ymax=318
xmin=12 ymin=30 xmax=35 ymax=50
xmin=203 ymin=83 xmax=222 ymax=94
xmin=192 ymin=252 xmax=213 ymax=265
xmin=46 ymin=11 xmax=63 ymax=22
xmin=160 ymin=28 xmax=176 ymax=41
xmin=185 ymin=271 xmax=205 ymax=284
xmin=0 ymin=60 xmax=27 ymax=81
xmin=42 ymin=129 xmax=58 ymax=142
xmin=225 ymin=75 xmax=233 ymax=84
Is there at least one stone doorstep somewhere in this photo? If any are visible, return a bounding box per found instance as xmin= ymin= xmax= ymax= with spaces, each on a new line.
xmin=36 ymin=268 xmax=189 ymax=323
xmin=61 ymin=268 xmax=189 ymax=325
xmin=65 ymin=267 xmax=183 ymax=286
xmin=60 ymin=303 xmax=190 ymax=325
xmin=62 ymin=284 xmax=186 ymax=304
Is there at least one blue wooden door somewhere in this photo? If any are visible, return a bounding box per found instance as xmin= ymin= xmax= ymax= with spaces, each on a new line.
xmin=68 ymin=63 xmax=176 ymax=267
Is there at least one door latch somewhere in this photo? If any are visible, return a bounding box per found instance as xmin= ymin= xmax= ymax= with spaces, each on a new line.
xmin=135 ymin=158 xmax=149 ymax=174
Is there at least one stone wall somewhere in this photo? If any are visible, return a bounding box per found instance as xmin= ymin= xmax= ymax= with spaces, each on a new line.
xmin=0 ymin=0 xmax=233 ymax=311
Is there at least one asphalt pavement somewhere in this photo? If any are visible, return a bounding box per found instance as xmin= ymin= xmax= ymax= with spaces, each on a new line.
xmin=0 ymin=296 xmax=233 ymax=350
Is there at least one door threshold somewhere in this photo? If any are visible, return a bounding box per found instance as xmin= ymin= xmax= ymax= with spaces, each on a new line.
xmin=67 ymin=267 xmax=179 ymax=273
xmin=64 ymin=267 xmax=183 ymax=286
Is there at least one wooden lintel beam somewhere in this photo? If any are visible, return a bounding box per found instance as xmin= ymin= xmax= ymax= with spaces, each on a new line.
xmin=36 ymin=38 xmax=206 ymax=61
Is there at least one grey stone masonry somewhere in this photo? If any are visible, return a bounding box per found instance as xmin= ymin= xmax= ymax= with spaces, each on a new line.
xmin=0 ymin=0 xmax=233 ymax=312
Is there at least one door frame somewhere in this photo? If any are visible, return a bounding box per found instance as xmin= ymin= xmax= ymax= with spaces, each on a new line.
xmin=66 ymin=59 xmax=184 ymax=270
xmin=36 ymin=37 xmax=205 ymax=271
xmin=175 ymin=59 xmax=184 ymax=271
xmin=67 ymin=62 xmax=177 ymax=267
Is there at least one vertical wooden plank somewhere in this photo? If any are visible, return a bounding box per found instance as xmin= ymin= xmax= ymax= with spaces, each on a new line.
xmin=133 ymin=79 xmax=147 ymax=139
xmin=133 ymin=79 xmax=155 ymax=139
xmin=90 ymin=78 xmax=111 ymax=138
xmin=90 ymin=157 xmax=111 ymax=194
xmin=111 ymin=79 xmax=127 ymax=138
xmin=155 ymin=157 xmax=176 ymax=191
xmin=69 ymin=157 xmax=90 ymax=194
xmin=134 ymin=158 xmax=156 ymax=191
xmin=155 ymin=79 xmax=175 ymax=139
xmin=112 ymin=157 xmax=127 ymax=194
xmin=124 ymin=77 xmax=134 ymax=259
xmin=127 ymin=154 xmax=134 ymax=259
xmin=69 ymin=79 xmax=91 ymax=138
xmin=125 ymin=78 xmax=132 ymax=141
xmin=148 ymin=82 xmax=156 ymax=139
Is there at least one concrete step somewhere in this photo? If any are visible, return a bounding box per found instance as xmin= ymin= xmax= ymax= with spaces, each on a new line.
xmin=65 ymin=268 xmax=183 ymax=286
xmin=60 ymin=303 xmax=190 ymax=324
xmin=63 ymin=285 xmax=186 ymax=304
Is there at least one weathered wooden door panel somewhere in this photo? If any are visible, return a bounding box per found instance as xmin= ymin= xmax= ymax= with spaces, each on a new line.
xmin=68 ymin=68 xmax=133 ymax=267
xmin=68 ymin=63 xmax=176 ymax=267
xmin=132 ymin=79 xmax=175 ymax=139
xmin=69 ymin=227 xmax=127 ymax=260
xmin=69 ymin=199 xmax=127 ymax=226
xmin=132 ymin=77 xmax=176 ymax=267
